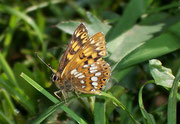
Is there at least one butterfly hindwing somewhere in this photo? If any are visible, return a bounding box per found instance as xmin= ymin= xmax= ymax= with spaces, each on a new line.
xmin=67 ymin=60 xmax=111 ymax=93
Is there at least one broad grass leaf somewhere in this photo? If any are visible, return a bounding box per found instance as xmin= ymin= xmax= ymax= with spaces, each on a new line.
xmin=56 ymin=13 xmax=111 ymax=36
xmin=107 ymin=24 xmax=163 ymax=71
xmin=114 ymin=21 xmax=180 ymax=70
xmin=106 ymin=0 xmax=149 ymax=41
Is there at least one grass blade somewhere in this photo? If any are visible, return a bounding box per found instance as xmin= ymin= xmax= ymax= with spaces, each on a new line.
xmin=0 ymin=76 xmax=36 ymax=114
xmin=138 ymin=80 xmax=156 ymax=124
xmin=25 ymin=0 xmax=65 ymax=13
xmin=0 ymin=111 xmax=14 ymax=124
xmin=167 ymin=68 xmax=180 ymax=124
xmin=20 ymin=72 xmax=59 ymax=103
xmin=3 ymin=13 xmax=18 ymax=57
xmin=0 ymin=4 xmax=46 ymax=57
xmin=20 ymin=72 xmax=87 ymax=124
xmin=100 ymin=92 xmax=140 ymax=124
xmin=106 ymin=0 xmax=148 ymax=41
xmin=94 ymin=99 xmax=105 ymax=124
xmin=0 ymin=89 xmax=16 ymax=116
xmin=0 ymin=52 xmax=17 ymax=86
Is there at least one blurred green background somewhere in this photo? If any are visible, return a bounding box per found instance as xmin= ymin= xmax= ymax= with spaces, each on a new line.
xmin=0 ymin=0 xmax=180 ymax=124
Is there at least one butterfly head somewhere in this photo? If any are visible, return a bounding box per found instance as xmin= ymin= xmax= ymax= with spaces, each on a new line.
xmin=51 ymin=73 xmax=58 ymax=82
xmin=51 ymin=72 xmax=65 ymax=90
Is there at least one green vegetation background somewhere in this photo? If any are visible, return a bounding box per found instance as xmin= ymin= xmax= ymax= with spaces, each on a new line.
xmin=0 ymin=0 xmax=180 ymax=124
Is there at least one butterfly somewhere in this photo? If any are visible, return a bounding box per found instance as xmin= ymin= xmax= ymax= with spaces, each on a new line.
xmin=37 ymin=23 xmax=111 ymax=96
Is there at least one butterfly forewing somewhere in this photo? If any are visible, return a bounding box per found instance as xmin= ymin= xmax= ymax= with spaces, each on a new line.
xmin=64 ymin=32 xmax=107 ymax=76
xmin=57 ymin=23 xmax=89 ymax=76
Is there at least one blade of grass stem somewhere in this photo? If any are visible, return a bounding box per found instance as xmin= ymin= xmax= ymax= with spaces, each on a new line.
xmin=167 ymin=68 xmax=180 ymax=124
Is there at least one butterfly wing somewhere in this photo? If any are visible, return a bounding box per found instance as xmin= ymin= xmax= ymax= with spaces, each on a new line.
xmin=63 ymin=30 xmax=111 ymax=93
xmin=57 ymin=23 xmax=89 ymax=77
xmin=64 ymin=32 xmax=108 ymax=75
xmin=68 ymin=59 xmax=111 ymax=93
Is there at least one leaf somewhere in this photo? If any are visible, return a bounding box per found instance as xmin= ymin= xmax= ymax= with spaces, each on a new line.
xmin=113 ymin=21 xmax=180 ymax=71
xmin=106 ymin=0 xmax=149 ymax=41
xmin=56 ymin=12 xmax=111 ymax=36
xmin=149 ymin=59 xmax=180 ymax=88
xmin=107 ymin=24 xmax=163 ymax=71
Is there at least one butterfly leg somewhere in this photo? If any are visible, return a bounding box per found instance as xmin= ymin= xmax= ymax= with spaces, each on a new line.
xmin=54 ymin=90 xmax=67 ymax=103
xmin=74 ymin=90 xmax=80 ymax=98
xmin=54 ymin=90 xmax=62 ymax=100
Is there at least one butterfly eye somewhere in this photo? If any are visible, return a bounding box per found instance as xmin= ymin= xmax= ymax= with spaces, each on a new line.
xmin=51 ymin=74 xmax=58 ymax=82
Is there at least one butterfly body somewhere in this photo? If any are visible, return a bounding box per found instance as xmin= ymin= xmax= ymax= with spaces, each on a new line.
xmin=52 ymin=23 xmax=111 ymax=94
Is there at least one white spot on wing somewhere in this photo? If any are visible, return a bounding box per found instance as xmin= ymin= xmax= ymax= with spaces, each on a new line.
xmin=90 ymin=66 xmax=97 ymax=70
xmin=96 ymin=47 xmax=101 ymax=50
xmin=74 ymin=71 xmax=78 ymax=75
xmin=75 ymin=73 xmax=82 ymax=77
xmin=91 ymin=64 xmax=95 ymax=67
xmin=95 ymin=72 xmax=101 ymax=76
xmin=99 ymin=51 xmax=105 ymax=55
xmin=91 ymin=76 xmax=98 ymax=81
xmin=95 ymin=42 xmax=100 ymax=46
xmin=71 ymin=69 xmax=77 ymax=75
xmin=80 ymin=80 xmax=85 ymax=84
xmin=90 ymin=40 xmax=95 ymax=44
xmin=83 ymin=64 xmax=88 ymax=68
xmin=82 ymin=86 xmax=85 ymax=88
xmin=90 ymin=70 xmax=97 ymax=73
xmin=78 ymin=75 xmax=85 ymax=79
xmin=91 ymin=89 xmax=95 ymax=92
xmin=92 ymin=82 xmax=98 ymax=86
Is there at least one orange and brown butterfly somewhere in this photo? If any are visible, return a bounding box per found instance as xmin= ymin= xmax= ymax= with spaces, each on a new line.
xmin=37 ymin=23 xmax=111 ymax=96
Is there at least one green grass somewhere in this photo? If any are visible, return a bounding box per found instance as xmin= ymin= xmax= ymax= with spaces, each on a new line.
xmin=0 ymin=0 xmax=180 ymax=124
xmin=167 ymin=68 xmax=180 ymax=124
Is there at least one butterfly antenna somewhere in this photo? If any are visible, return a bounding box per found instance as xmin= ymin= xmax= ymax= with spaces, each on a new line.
xmin=35 ymin=52 xmax=56 ymax=73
